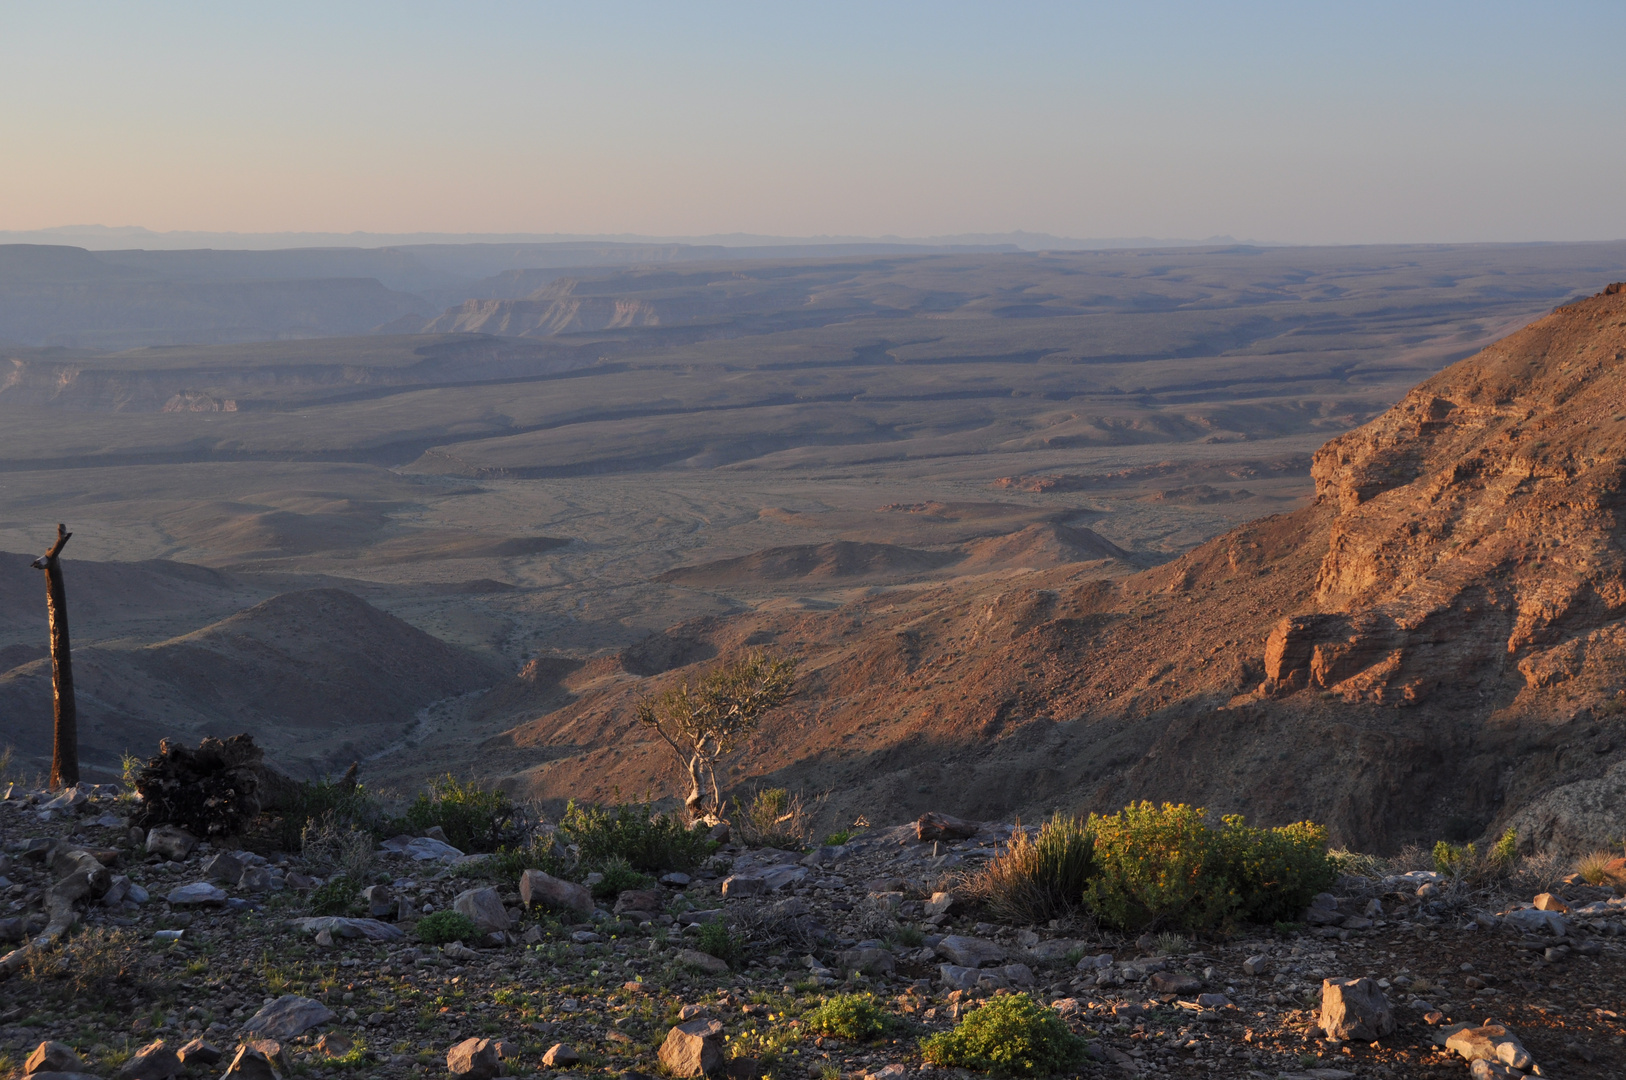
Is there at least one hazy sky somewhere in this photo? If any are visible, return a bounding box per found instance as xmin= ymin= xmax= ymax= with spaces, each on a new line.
xmin=4 ymin=2 xmax=1624 ymax=244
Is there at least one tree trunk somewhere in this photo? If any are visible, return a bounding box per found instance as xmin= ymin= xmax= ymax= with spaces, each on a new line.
xmin=31 ymin=524 xmax=76 ymax=789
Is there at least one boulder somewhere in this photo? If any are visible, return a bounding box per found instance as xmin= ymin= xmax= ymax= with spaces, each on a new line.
xmin=1506 ymin=908 xmax=1567 ymax=935
xmin=658 ymin=1018 xmax=725 ymax=1077
xmin=1318 ymin=977 xmax=1395 ymax=1041
xmin=363 ymin=884 xmax=394 ymax=919
xmin=447 ymin=1037 xmax=504 ymax=1078
xmin=1532 ymin=892 xmax=1570 ymax=913
xmin=177 ymin=1038 xmax=222 ymax=1066
xmin=454 ymin=887 xmax=512 ymax=933
xmin=1242 ymin=954 xmax=1271 ymax=976
xmin=519 ymin=868 xmax=593 ymax=916
xmin=1075 ymin=952 xmax=1114 ymax=970
xmin=924 ymin=891 xmax=956 ymax=917
xmin=241 ymin=995 xmax=336 ymax=1039
xmin=915 ymin=812 xmax=980 ymax=842
xmin=542 ymin=1043 xmax=580 ymax=1067
xmin=613 ymin=889 xmax=663 ymax=914
xmin=1468 ymin=1060 xmax=1524 ymax=1079
xmin=145 ymin=826 xmax=197 ymax=861
xmin=1445 ymin=1024 xmax=1536 ymax=1072
xmin=165 ymin=882 xmax=227 ymax=907
xmin=720 ymin=875 xmax=766 ymax=898
xmin=935 ymin=935 xmax=1004 ymax=967
xmin=287 ymin=916 xmax=406 ymax=942
xmin=117 ymin=1039 xmax=183 ymax=1080
xmin=26 ymin=1042 xmax=86 ymax=1074
xmin=202 ymin=852 xmax=244 ymax=884
xmin=676 ymin=948 xmax=731 ymax=975
xmin=1149 ymin=971 xmax=1202 ymax=995
xmin=243 ymin=1041 xmax=286 ymax=1069
xmin=238 ymin=866 xmax=274 ymax=893
xmin=221 ymin=1044 xmax=281 ymax=1080
xmin=838 ymin=947 xmax=895 ymax=976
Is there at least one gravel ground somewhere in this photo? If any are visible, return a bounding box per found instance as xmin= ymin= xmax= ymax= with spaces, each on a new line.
xmin=2 ymin=786 xmax=1623 ymax=1080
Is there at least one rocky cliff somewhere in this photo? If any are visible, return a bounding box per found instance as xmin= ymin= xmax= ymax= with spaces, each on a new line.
xmin=478 ymin=284 xmax=1626 ymax=854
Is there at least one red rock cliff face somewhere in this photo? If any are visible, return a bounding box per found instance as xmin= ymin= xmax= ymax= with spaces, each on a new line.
xmin=1263 ymin=285 xmax=1626 ymax=706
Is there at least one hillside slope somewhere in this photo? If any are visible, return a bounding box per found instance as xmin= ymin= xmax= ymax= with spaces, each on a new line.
xmin=0 ymin=588 xmax=502 ymax=778
xmin=474 ymin=284 xmax=1626 ymax=854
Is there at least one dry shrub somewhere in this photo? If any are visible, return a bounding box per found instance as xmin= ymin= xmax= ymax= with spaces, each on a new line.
xmin=1576 ymin=849 xmax=1625 ymax=886
xmin=301 ymin=811 xmax=377 ymax=881
xmin=733 ymin=788 xmax=821 ymax=850
xmin=962 ymin=815 xmax=1095 ymax=926
xmin=1509 ymin=848 xmax=1570 ymax=894
xmin=21 ymin=927 xmax=143 ymax=1002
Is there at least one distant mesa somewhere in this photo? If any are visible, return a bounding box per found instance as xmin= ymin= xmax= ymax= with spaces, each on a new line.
xmin=1143 ymin=484 xmax=1256 ymax=504
xmin=657 ymin=540 xmax=960 ymax=587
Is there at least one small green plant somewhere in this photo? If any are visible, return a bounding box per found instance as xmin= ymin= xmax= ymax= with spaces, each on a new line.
xmin=892 ymin=924 xmax=925 ymax=948
xmin=1490 ymin=827 xmax=1520 ymax=866
xmin=120 ymin=751 xmax=143 ymax=790
xmin=803 ymin=993 xmax=891 ymax=1040
xmin=920 ymin=992 xmax=1088 ymax=1076
xmin=589 ymin=856 xmax=656 ymax=899
xmin=694 ymin=920 xmax=741 ymax=967
xmin=308 ymin=875 xmax=363 ymax=917
xmin=963 ymin=815 xmax=1095 ymax=925
xmin=416 ymin=910 xmax=480 ymax=945
xmin=823 ymin=829 xmax=856 ymax=847
xmin=488 ymin=836 xmax=573 ymax=884
xmin=1432 ymin=839 xmax=1476 ymax=877
xmin=399 ymin=775 xmax=518 ymax=854
xmin=1152 ymin=932 xmax=1188 ymax=955
xmin=557 ymin=799 xmax=716 ymax=873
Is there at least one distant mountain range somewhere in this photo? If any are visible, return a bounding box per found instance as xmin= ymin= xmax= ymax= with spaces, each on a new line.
xmin=0 ymin=224 xmax=1242 ymax=253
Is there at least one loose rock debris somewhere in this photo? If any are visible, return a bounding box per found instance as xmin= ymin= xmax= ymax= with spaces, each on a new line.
xmin=2 ymin=786 xmax=1623 ymax=1077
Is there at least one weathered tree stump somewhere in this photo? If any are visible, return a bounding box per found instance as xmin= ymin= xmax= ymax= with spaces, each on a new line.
xmin=30 ymin=524 xmax=77 ymax=789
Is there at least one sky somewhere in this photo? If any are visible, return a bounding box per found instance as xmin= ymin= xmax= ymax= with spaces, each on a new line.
xmin=3 ymin=1 xmax=1625 ymax=245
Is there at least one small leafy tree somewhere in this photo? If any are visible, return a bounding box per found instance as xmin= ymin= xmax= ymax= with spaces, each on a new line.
xmin=635 ymin=652 xmax=797 ymax=817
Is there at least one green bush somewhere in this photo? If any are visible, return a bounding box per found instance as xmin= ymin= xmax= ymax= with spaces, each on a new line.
xmin=1084 ymin=802 xmax=1333 ymax=933
xmin=802 ymin=993 xmax=890 ymax=1041
xmin=487 ymin=836 xmax=573 ymax=884
xmin=694 ymin=920 xmax=741 ymax=967
xmin=398 ymin=775 xmax=518 ymax=854
xmin=1433 ymin=839 xmax=1475 ymax=877
xmin=558 ymin=799 xmax=715 ymax=873
xmin=964 ymin=815 xmax=1094 ymax=925
xmin=590 ymin=856 xmax=656 ymax=899
xmin=308 ymin=875 xmax=363 ymax=917
xmin=416 ymin=910 xmax=480 ymax=945
xmin=1490 ymin=827 xmax=1519 ymax=866
xmin=920 ymin=993 xmax=1087 ymax=1076
xmin=1215 ymin=815 xmax=1336 ymax=925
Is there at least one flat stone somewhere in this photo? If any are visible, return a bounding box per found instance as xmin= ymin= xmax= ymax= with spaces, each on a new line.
xmin=118 ymin=1039 xmax=183 ymax=1080
xmin=659 ymin=1018 xmax=724 ymax=1077
xmin=1468 ymin=1060 xmax=1524 ymax=1079
xmin=454 ymin=886 xmax=512 ymax=933
xmin=1318 ymin=977 xmax=1395 ymax=1042
xmin=1505 ymin=907 xmax=1567 ymax=935
xmin=519 ymin=868 xmax=594 ymax=916
xmin=241 ymin=995 xmax=336 ymax=1039
xmin=1196 ymin=993 xmax=1230 ymax=1008
xmin=447 ymin=1037 xmax=503 ymax=1078
xmin=1076 ymin=952 xmax=1114 ymax=970
xmin=1445 ymin=1024 xmax=1536 ymax=1072
xmin=659 ymin=872 xmax=691 ymax=886
xmin=315 ymin=1033 xmax=353 ymax=1058
xmin=165 ymin=882 xmax=227 ymax=906
xmin=677 ymin=948 xmax=731 ymax=975
xmin=286 ymin=916 xmax=405 ymax=942
xmin=935 ymin=934 xmax=1004 ymax=967
xmin=613 ymin=889 xmax=663 ymax=914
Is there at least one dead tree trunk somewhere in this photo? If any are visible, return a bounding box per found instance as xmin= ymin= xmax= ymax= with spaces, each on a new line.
xmin=31 ymin=524 xmax=77 ymax=789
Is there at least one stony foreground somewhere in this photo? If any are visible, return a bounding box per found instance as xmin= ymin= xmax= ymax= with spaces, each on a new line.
xmin=2 ymin=785 xmax=1624 ymax=1079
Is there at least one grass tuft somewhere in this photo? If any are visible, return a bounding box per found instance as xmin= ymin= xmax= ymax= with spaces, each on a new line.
xmin=962 ymin=815 xmax=1095 ymax=925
